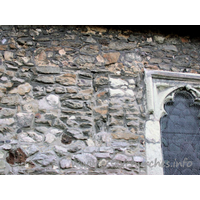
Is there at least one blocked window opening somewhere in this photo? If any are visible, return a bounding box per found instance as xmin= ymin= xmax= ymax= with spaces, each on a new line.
xmin=161 ymin=89 xmax=200 ymax=175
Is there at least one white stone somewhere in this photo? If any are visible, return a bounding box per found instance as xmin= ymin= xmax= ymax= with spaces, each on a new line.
xmin=49 ymin=128 xmax=63 ymax=136
xmin=1 ymin=76 xmax=8 ymax=81
xmin=69 ymin=116 xmax=76 ymax=120
xmin=27 ymin=131 xmax=43 ymax=142
xmin=127 ymin=79 xmax=135 ymax=85
xmin=46 ymin=94 xmax=59 ymax=106
xmin=147 ymin=37 xmax=152 ymax=43
xmin=60 ymin=159 xmax=72 ymax=169
xmin=0 ymin=118 xmax=15 ymax=125
xmin=145 ymin=120 xmax=161 ymax=143
xmin=2 ymin=144 xmax=12 ymax=150
xmin=45 ymin=133 xmax=56 ymax=144
xmin=125 ymin=89 xmax=134 ymax=97
xmin=86 ymin=139 xmax=95 ymax=146
xmin=110 ymin=89 xmax=125 ymax=97
xmin=20 ymin=133 xmax=36 ymax=143
xmin=133 ymin=156 xmax=144 ymax=162
xmin=0 ymin=151 xmax=4 ymax=159
xmin=110 ymin=78 xmax=128 ymax=88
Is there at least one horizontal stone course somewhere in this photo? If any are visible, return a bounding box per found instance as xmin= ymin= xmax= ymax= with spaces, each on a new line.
xmin=0 ymin=25 xmax=197 ymax=175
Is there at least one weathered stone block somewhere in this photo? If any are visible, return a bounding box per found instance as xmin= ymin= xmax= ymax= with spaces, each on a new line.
xmin=36 ymin=66 xmax=61 ymax=74
xmin=56 ymin=73 xmax=76 ymax=85
xmin=102 ymin=52 xmax=120 ymax=65
xmin=1 ymin=94 xmax=20 ymax=105
xmin=113 ymin=154 xmax=132 ymax=162
xmin=154 ymin=35 xmax=165 ymax=43
xmin=60 ymin=158 xmax=72 ymax=169
xmin=111 ymin=126 xmax=139 ymax=140
xmin=73 ymin=153 xmax=97 ymax=168
xmin=54 ymin=145 xmax=68 ymax=156
xmin=4 ymin=51 xmax=13 ymax=61
xmin=45 ymin=133 xmax=56 ymax=144
xmin=94 ymin=76 xmax=109 ymax=85
xmin=80 ymin=45 xmax=99 ymax=55
xmin=110 ymin=78 xmax=128 ymax=88
xmin=110 ymin=89 xmax=125 ymax=97
xmin=16 ymin=113 xmax=34 ymax=128
xmin=108 ymin=42 xmax=136 ymax=51
xmin=62 ymin=100 xmax=84 ymax=109
xmin=36 ymin=75 xmax=55 ymax=83
xmin=162 ymin=45 xmax=178 ymax=52
xmin=32 ymin=153 xmax=56 ymax=167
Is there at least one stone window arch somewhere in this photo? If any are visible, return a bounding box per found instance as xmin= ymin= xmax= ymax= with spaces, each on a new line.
xmin=144 ymin=70 xmax=200 ymax=175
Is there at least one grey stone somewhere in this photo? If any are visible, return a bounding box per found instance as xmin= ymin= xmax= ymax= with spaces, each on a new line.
xmin=77 ymin=79 xmax=92 ymax=87
xmin=80 ymin=45 xmax=99 ymax=55
xmin=60 ymin=158 xmax=72 ymax=169
xmin=1 ymin=95 xmax=20 ymax=105
xmin=27 ymin=131 xmax=43 ymax=142
xmin=94 ymin=153 xmax=111 ymax=159
xmin=86 ymin=37 xmax=97 ymax=43
xmin=16 ymin=113 xmax=34 ymax=128
xmin=108 ymin=41 xmax=136 ymax=51
xmin=149 ymin=58 xmax=162 ymax=64
xmin=98 ymin=159 xmax=107 ymax=167
xmin=125 ymin=53 xmax=136 ymax=62
xmin=66 ymin=128 xmax=87 ymax=139
xmin=99 ymin=147 xmax=114 ymax=153
xmin=74 ymin=55 xmax=95 ymax=65
xmin=162 ymin=45 xmax=178 ymax=52
xmin=26 ymin=144 xmax=39 ymax=156
xmin=73 ymin=153 xmax=97 ymax=168
xmin=133 ymin=156 xmax=144 ymax=162
xmin=36 ymin=66 xmax=61 ymax=74
xmin=159 ymin=64 xmax=171 ymax=70
xmin=0 ymin=160 xmax=5 ymax=169
xmin=55 ymin=87 xmax=66 ymax=94
xmin=36 ymin=76 xmax=55 ymax=83
xmin=113 ymin=154 xmax=132 ymax=162
xmin=154 ymin=35 xmax=165 ymax=44
xmin=32 ymin=153 xmax=56 ymax=166
xmin=62 ymin=101 xmax=84 ymax=109
xmin=54 ymin=145 xmax=68 ymax=156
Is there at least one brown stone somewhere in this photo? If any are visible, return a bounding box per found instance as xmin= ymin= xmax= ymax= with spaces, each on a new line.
xmin=94 ymin=106 xmax=108 ymax=115
xmin=6 ymin=148 xmax=27 ymax=165
xmin=111 ymin=126 xmax=139 ymax=140
xmin=4 ymin=51 xmax=13 ymax=61
xmin=180 ymin=37 xmax=189 ymax=43
xmin=0 ymin=45 xmax=7 ymax=50
xmin=102 ymin=52 xmax=120 ymax=65
xmin=145 ymin=65 xmax=160 ymax=70
xmin=61 ymin=134 xmax=73 ymax=145
xmin=56 ymin=73 xmax=76 ymax=85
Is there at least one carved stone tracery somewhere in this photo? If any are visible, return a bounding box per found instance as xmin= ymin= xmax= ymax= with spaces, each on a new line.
xmin=145 ymin=70 xmax=200 ymax=175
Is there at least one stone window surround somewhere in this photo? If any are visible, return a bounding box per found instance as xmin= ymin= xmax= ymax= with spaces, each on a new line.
xmin=144 ymin=69 xmax=200 ymax=175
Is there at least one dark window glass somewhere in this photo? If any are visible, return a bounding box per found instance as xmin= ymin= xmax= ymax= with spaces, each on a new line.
xmin=160 ymin=90 xmax=200 ymax=175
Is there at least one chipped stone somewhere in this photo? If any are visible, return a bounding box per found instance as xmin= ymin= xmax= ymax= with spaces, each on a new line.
xmin=60 ymin=158 xmax=72 ymax=169
xmin=73 ymin=153 xmax=97 ymax=168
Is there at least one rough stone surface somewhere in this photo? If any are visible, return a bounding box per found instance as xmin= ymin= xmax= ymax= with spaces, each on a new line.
xmin=73 ymin=153 xmax=97 ymax=168
xmin=0 ymin=25 xmax=197 ymax=175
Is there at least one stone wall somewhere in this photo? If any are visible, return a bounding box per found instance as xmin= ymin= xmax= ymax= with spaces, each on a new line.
xmin=0 ymin=25 xmax=199 ymax=174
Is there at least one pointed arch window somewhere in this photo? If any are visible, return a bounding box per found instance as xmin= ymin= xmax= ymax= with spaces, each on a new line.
xmin=161 ymin=89 xmax=200 ymax=175
xmin=145 ymin=70 xmax=200 ymax=175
